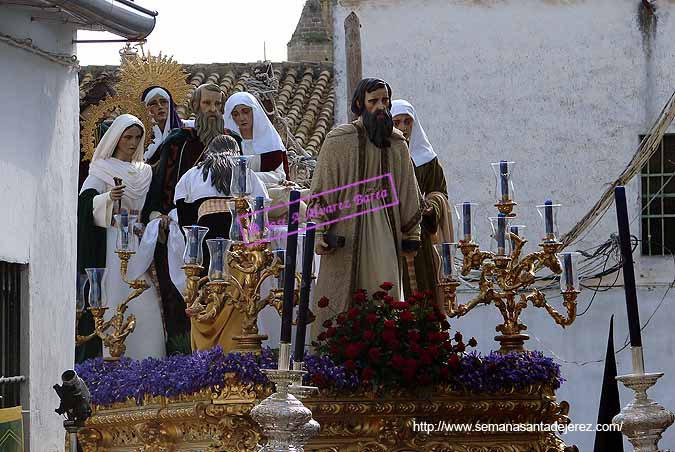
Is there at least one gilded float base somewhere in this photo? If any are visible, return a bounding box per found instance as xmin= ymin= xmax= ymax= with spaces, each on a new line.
xmin=77 ymin=383 xmax=576 ymax=452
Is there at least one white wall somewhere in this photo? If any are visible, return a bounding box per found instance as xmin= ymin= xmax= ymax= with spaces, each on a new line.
xmin=0 ymin=6 xmax=79 ymax=451
xmin=333 ymin=0 xmax=675 ymax=450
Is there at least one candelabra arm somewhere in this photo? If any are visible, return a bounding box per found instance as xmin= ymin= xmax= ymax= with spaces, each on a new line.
xmin=526 ymin=289 xmax=578 ymax=328
xmin=459 ymin=242 xmax=494 ymax=276
xmin=507 ymin=232 xmax=527 ymax=266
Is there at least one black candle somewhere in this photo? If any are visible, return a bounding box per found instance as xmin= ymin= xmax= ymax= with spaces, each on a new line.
xmin=254 ymin=196 xmax=265 ymax=236
xmin=497 ymin=213 xmax=506 ymax=255
xmin=544 ymin=200 xmax=554 ymax=236
xmin=563 ymin=253 xmax=574 ymax=291
xmin=294 ymin=223 xmax=316 ymax=361
xmin=614 ymin=186 xmax=642 ymax=347
xmin=462 ymin=202 xmax=472 ymax=241
xmin=510 ymin=225 xmax=519 ymax=251
xmin=281 ymin=190 xmax=301 ymax=344
xmin=500 ymin=160 xmax=509 ymax=201
xmin=442 ymin=243 xmax=452 ymax=277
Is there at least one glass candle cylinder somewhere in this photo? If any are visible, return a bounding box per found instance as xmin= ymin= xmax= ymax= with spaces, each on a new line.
xmin=536 ymin=201 xmax=561 ymax=243
xmin=489 ymin=214 xmax=510 ymax=256
xmin=508 ymin=224 xmax=527 ymax=255
xmin=229 ymin=155 xmax=253 ymax=197
xmin=455 ymin=202 xmax=478 ymax=243
xmin=229 ymin=202 xmax=246 ymax=242
xmin=434 ymin=242 xmax=458 ymax=280
xmin=76 ymin=272 xmax=88 ymax=312
xmin=206 ymin=238 xmax=232 ymax=281
xmin=249 ymin=196 xmax=269 ymax=241
xmin=273 ymin=248 xmax=286 ymax=290
xmin=491 ymin=160 xmax=515 ymax=203
xmin=558 ymin=251 xmax=581 ymax=292
xmin=85 ymin=268 xmax=106 ymax=308
xmin=182 ymin=225 xmax=209 ymax=265
xmin=114 ymin=210 xmax=138 ymax=252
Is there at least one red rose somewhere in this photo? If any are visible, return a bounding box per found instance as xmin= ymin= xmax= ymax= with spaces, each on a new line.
xmin=408 ymin=330 xmax=420 ymax=342
xmin=322 ymin=320 xmax=333 ymax=328
xmin=345 ymin=343 xmax=361 ymax=360
xmin=344 ymin=360 xmax=356 ymax=371
xmin=428 ymin=345 xmax=439 ymax=358
xmin=329 ymin=344 xmax=339 ymax=354
xmin=441 ymin=320 xmax=451 ymax=330
xmin=326 ymin=327 xmax=337 ymax=338
xmin=454 ymin=332 xmax=463 ymax=342
xmin=382 ymin=329 xmax=397 ymax=343
xmin=392 ymin=354 xmax=405 ymax=368
xmin=427 ymin=331 xmax=439 ymax=342
xmin=348 ymin=307 xmax=361 ymax=320
xmin=361 ymin=367 xmax=375 ymax=381
xmin=352 ymin=290 xmax=367 ymax=303
xmin=368 ymin=347 xmax=381 ymax=362
xmin=426 ymin=312 xmax=437 ymax=322
xmin=389 ymin=339 xmax=401 ymax=350
xmin=395 ymin=301 xmax=410 ymax=310
xmin=384 ymin=295 xmax=394 ymax=304
xmin=454 ymin=342 xmax=466 ymax=353
xmin=317 ymin=332 xmax=327 ymax=341
xmin=336 ymin=314 xmax=347 ymax=325
xmin=443 ymin=341 xmax=454 ymax=351
xmin=424 ymin=290 xmax=435 ymax=299
xmin=366 ymin=313 xmax=378 ymax=324
xmin=405 ymin=358 xmax=418 ymax=371
xmin=440 ymin=331 xmax=450 ymax=341
xmin=400 ymin=311 xmax=414 ymax=322
xmin=372 ymin=290 xmax=386 ymax=300
xmin=449 ymin=354 xmax=460 ymax=369
xmin=384 ymin=320 xmax=396 ymax=329
xmin=412 ymin=291 xmax=424 ymax=301
xmin=410 ymin=343 xmax=421 ymax=354
xmin=420 ymin=353 xmax=432 ymax=366
xmin=380 ymin=282 xmax=394 ymax=291
xmin=440 ymin=367 xmax=450 ymax=380
xmin=468 ymin=337 xmax=478 ymax=347
xmin=363 ymin=330 xmax=375 ymax=341
xmin=318 ymin=296 xmax=329 ymax=308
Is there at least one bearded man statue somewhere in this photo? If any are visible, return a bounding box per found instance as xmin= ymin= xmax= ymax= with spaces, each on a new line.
xmin=308 ymin=78 xmax=423 ymax=342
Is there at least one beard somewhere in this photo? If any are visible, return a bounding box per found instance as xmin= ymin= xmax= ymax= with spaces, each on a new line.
xmin=362 ymin=108 xmax=394 ymax=148
xmin=195 ymin=111 xmax=225 ymax=146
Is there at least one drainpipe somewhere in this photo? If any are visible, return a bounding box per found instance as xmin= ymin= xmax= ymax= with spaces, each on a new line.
xmin=48 ymin=0 xmax=157 ymax=40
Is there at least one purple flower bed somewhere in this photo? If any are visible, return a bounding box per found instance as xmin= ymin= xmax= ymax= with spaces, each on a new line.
xmin=76 ymin=348 xmax=562 ymax=406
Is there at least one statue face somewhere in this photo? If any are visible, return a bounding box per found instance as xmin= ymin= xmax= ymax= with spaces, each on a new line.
xmin=231 ymin=104 xmax=254 ymax=138
xmin=363 ymin=87 xmax=390 ymax=114
xmin=198 ymin=89 xmax=224 ymax=118
xmin=393 ymin=114 xmax=414 ymax=141
xmin=146 ymin=95 xmax=169 ymax=125
xmin=114 ymin=125 xmax=143 ymax=161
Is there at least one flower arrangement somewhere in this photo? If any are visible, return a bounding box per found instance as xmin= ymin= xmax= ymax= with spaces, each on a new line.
xmin=312 ymin=283 xmax=476 ymax=388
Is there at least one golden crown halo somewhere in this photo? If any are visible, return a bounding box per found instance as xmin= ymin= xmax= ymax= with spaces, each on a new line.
xmin=80 ymin=51 xmax=190 ymax=162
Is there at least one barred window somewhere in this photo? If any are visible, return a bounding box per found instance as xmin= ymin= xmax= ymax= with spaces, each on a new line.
xmin=0 ymin=262 xmax=23 ymax=408
xmin=641 ymin=135 xmax=675 ymax=256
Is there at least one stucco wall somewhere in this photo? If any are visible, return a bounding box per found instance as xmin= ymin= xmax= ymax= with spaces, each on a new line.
xmin=332 ymin=0 xmax=675 ymax=449
xmin=0 ymin=6 xmax=79 ymax=451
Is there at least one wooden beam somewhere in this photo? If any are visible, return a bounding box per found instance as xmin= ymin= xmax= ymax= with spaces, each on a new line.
xmin=344 ymin=11 xmax=362 ymax=122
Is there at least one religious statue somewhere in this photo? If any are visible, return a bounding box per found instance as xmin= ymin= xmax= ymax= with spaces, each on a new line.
xmin=391 ymin=99 xmax=453 ymax=303
xmin=308 ymin=78 xmax=423 ymax=341
xmin=77 ymin=114 xmax=165 ymax=361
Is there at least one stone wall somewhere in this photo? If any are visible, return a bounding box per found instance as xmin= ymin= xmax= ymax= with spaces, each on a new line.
xmin=288 ymin=0 xmax=333 ymax=63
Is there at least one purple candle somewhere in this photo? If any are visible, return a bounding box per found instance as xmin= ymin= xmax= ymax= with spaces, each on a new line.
xmin=497 ymin=213 xmax=506 ymax=255
xmin=462 ymin=202 xmax=472 ymax=241
xmin=281 ymin=190 xmax=301 ymax=344
xmin=500 ymin=160 xmax=509 ymax=201
xmin=544 ymin=200 xmax=554 ymax=237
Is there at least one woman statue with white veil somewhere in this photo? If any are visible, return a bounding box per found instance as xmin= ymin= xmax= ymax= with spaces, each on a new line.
xmin=77 ymin=114 xmax=166 ymax=360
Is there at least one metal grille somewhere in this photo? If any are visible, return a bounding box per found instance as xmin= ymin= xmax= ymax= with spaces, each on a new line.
xmin=0 ymin=261 xmax=23 ymax=408
xmin=641 ymin=134 xmax=675 ymax=256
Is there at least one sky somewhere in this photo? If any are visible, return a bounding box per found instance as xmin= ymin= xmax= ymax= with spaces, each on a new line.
xmin=76 ymin=0 xmax=307 ymax=65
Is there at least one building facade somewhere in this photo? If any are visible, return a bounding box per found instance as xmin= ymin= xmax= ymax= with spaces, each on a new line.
xmin=330 ymin=0 xmax=675 ymax=449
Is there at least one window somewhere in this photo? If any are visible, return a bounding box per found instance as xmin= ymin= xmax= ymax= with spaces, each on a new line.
xmin=641 ymin=135 xmax=675 ymax=256
xmin=0 ymin=262 xmax=23 ymax=408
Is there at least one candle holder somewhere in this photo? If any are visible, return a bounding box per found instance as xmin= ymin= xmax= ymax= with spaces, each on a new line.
xmin=537 ymin=201 xmax=562 ymax=243
xmin=442 ymin=166 xmax=579 ymax=353
xmin=491 ymin=160 xmax=517 ymax=216
xmin=183 ymin=231 xmax=305 ymax=354
xmin=455 ymin=202 xmax=478 ymax=243
xmin=613 ymin=372 xmax=675 ymax=452
xmin=288 ymin=361 xmax=320 ymax=452
xmin=77 ymin=248 xmax=150 ymax=360
xmin=229 ymin=155 xmax=254 ymax=198
xmin=250 ymin=343 xmax=315 ymax=452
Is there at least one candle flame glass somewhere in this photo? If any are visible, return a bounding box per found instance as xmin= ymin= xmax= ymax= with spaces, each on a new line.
xmin=206 ymin=238 xmax=232 ymax=281
xmin=182 ymin=225 xmax=209 ymax=265
xmin=491 ymin=160 xmax=515 ymax=203
xmin=76 ymin=272 xmax=88 ymax=312
xmin=454 ymin=202 xmax=478 ymax=243
xmin=114 ymin=211 xmax=138 ymax=252
xmin=489 ymin=215 xmax=512 ymax=256
xmin=85 ymin=268 xmax=106 ymax=308
xmin=557 ymin=251 xmax=581 ymax=293
xmin=434 ymin=242 xmax=458 ymax=280
xmin=228 ymin=155 xmax=254 ymax=197
xmin=536 ymin=202 xmax=562 ymax=243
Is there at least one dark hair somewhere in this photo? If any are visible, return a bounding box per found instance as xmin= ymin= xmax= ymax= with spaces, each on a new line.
xmin=198 ymin=135 xmax=240 ymax=194
xmin=350 ymin=78 xmax=392 ymax=116
xmin=191 ymin=83 xmax=225 ymax=114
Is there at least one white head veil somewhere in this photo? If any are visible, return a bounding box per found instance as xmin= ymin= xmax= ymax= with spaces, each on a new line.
xmin=223 ymin=92 xmax=286 ymax=155
xmin=84 ymin=114 xmax=152 ymax=200
xmin=391 ymin=99 xmax=437 ymax=167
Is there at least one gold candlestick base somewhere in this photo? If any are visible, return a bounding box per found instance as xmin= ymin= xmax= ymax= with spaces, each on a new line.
xmin=495 ymin=334 xmax=529 ymax=354
xmin=495 ymin=199 xmax=517 ymax=216
xmin=231 ymin=334 xmax=270 ymax=354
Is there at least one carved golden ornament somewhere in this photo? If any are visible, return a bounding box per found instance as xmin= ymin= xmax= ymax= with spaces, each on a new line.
xmin=80 ymin=51 xmax=189 ymax=161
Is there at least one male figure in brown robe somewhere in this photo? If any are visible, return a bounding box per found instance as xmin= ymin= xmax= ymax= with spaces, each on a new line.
xmin=142 ymin=83 xmax=241 ymax=353
xmin=308 ymin=78 xmax=423 ymax=339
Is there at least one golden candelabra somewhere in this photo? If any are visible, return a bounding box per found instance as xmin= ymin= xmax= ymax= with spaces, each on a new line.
xmin=183 ymin=196 xmax=307 ymax=354
xmin=438 ymin=166 xmax=580 ymax=353
xmin=76 ymin=250 xmax=150 ymax=360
